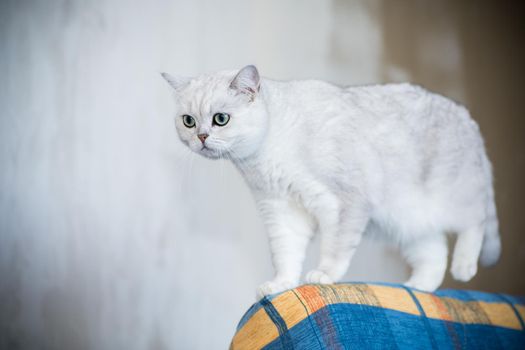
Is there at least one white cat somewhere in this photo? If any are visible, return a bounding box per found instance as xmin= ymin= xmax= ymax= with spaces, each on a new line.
xmin=162 ymin=65 xmax=501 ymax=299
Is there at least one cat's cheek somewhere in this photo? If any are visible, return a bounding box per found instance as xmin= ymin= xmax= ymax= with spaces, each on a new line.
xmin=175 ymin=127 xmax=196 ymax=149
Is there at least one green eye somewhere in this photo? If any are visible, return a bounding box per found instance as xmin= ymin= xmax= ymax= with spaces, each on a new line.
xmin=182 ymin=115 xmax=195 ymax=128
xmin=213 ymin=113 xmax=230 ymax=126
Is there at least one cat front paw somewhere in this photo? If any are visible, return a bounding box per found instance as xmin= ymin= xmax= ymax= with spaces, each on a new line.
xmin=305 ymin=269 xmax=334 ymax=284
xmin=256 ymin=280 xmax=297 ymax=300
xmin=404 ymin=277 xmax=441 ymax=292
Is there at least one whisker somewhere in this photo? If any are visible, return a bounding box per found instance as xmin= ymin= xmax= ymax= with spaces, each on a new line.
xmin=178 ymin=148 xmax=194 ymax=197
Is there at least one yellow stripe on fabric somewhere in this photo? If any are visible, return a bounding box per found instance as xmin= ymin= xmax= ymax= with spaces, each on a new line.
xmin=414 ymin=292 xmax=453 ymax=321
xmin=271 ymin=290 xmax=310 ymax=329
xmin=232 ymin=285 xmax=525 ymax=350
xmin=231 ymin=307 xmax=279 ymax=350
xmin=516 ymin=305 xmax=525 ymax=323
xmin=328 ymin=284 xmax=379 ymax=306
xmin=294 ymin=284 xmax=420 ymax=317
xmin=295 ymin=284 xmax=380 ymax=313
xmin=441 ymin=298 xmax=491 ymax=325
xmin=479 ymin=301 xmax=522 ymax=330
xmin=414 ymin=291 xmax=523 ymax=331
xmin=368 ymin=285 xmax=421 ymax=316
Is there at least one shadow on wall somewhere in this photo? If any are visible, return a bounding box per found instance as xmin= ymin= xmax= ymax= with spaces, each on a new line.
xmin=376 ymin=0 xmax=525 ymax=294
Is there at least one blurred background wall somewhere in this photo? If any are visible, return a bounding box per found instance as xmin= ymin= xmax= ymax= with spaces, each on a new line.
xmin=0 ymin=0 xmax=523 ymax=349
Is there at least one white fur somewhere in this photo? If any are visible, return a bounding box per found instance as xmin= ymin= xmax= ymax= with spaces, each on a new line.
xmin=162 ymin=66 xmax=501 ymax=299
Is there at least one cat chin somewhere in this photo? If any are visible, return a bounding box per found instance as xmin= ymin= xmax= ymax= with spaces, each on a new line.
xmin=197 ymin=147 xmax=224 ymax=160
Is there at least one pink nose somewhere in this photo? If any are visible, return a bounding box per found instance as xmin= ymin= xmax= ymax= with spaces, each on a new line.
xmin=198 ymin=133 xmax=208 ymax=144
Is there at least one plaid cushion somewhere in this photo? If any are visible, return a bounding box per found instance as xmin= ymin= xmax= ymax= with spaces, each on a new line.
xmin=231 ymin=283 xmax=525 ymax=349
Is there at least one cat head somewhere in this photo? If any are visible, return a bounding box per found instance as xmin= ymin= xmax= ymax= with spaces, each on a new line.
xmin=162 ymin=65 xmax=268 ymax=160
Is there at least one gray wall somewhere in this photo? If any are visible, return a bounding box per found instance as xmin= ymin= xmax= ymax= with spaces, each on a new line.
xmin=1 ymin=1 xmax=523 ymax=349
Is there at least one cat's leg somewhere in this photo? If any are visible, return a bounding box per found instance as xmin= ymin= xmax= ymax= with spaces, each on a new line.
xmin=450 ymin=225 xmax=484 ymax=282
xmin=305 ymin=195 xmax=370 ymax=284
xmin=402 ymin=234 xmax=448 ymax=291
xmin=256 ymin=198 xmax=314 ymax=299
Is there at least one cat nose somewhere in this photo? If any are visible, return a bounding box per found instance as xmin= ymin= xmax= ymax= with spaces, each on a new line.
xmin=197 ymin=133 xmax=208 ymax=144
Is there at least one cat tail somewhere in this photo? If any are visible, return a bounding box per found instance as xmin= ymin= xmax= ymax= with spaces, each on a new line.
xmin=480 ymin=183 xmax=501 ymax=267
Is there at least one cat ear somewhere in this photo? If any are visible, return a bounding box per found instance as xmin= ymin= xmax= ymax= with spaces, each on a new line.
xmin=229 ymin=65 xmax=260 ymax=100
xmin=161 ymin=72 xmax=190 ymax=90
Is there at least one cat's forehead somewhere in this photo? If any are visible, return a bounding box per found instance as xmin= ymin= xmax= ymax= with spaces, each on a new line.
xmin=176 ymin=71 xmax=239 ymax=115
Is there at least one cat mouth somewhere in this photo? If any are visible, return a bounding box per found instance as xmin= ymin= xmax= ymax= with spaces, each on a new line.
xmin=199 ymin=145 xmax=221 ymax=158
xmin=201 ymin=145 xmax=216 ymax=153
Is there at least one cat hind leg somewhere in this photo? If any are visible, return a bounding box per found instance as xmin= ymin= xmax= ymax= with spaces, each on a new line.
xmin=450 ymin=225 xmax=484 ymax=282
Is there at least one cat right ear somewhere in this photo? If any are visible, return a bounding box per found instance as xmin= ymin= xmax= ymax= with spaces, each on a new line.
xmin=230 ymin=65 xmax=260 ymax=101
xmin=161 ymin=72 xmax=190 ymax=90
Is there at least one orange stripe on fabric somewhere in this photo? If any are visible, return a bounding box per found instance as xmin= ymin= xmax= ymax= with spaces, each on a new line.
xmin=296 ymin=283 xmax=420 ymax=316
xmin=232 ymin=285 xmax=525 ymax=349
xmin=295 ymin=285 xmax=326 ymax=314
xmin=414 ymin=292 xmax=453 ymax=321
xmin=414 ymin=291 xmax=523 ymax=331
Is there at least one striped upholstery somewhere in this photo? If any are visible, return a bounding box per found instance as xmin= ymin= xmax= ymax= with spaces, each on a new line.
xmin=231 ymin=283 xmax=525 ymax=349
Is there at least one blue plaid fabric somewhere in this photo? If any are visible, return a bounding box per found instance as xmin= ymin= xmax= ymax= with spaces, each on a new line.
xmin=231 ymin=283 xmax=525 ymax=349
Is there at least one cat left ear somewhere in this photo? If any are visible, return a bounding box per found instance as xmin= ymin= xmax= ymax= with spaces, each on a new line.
xmin=230 ymin=65 xmax=260 ymax=101
xmin=161 ymin=72 xmax=190 ymax=91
